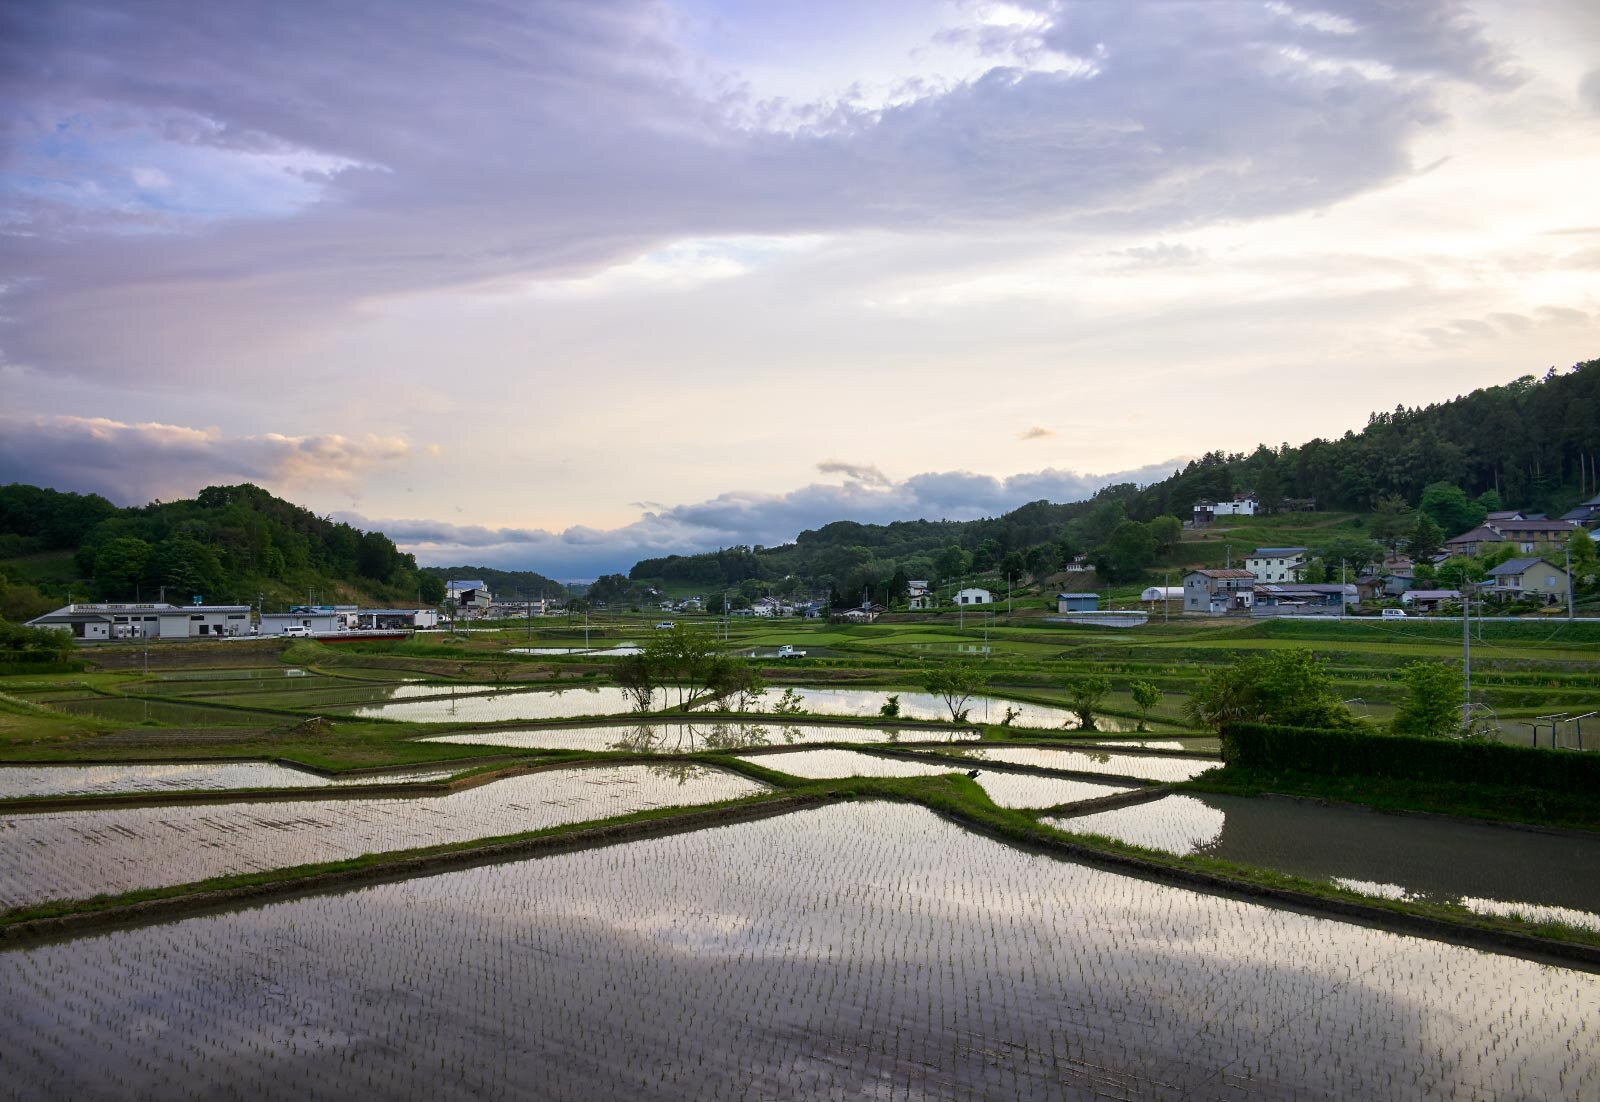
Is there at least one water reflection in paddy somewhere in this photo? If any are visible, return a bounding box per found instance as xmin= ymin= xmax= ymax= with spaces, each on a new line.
xmin=0 ymin=762 xmax=456 ymax=799
xmin=337 ymin=684 xmax=1122 ymax=728
xmin=422 ymin=722 xmax=973 ymax=753
xmin=0 ymin=764 xmax=765 ymax=908
xmin=932 ymin=746 xmax=1218 ymax=783
xmin=0 ymin=802 xmax=1593 ymax=1100
xmin=1052 ymin=792 xmax=1600 ymax=931
xmin=738 ymin=748 xmax=1129 ymax=808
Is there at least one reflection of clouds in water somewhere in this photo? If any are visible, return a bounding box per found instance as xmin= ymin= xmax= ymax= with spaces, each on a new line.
xmin=423 ymin=723 xmax=960 ymax=753
xmin=1050 ymin=796 xmax=1227 ymax=854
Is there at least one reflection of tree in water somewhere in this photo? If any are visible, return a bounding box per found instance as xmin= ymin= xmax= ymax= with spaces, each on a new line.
xmin=644 ymin=761 xmax=706 ymax=785
xmin=606 ymin=723 xmax=779 ymax=754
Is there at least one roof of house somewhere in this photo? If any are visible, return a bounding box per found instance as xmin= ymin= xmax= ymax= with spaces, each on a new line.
xmin=1487 ymin=557 xmax=1561 ymax=576
xmin=1444 ymin=525 xmax=1502 ymax=544
xmin=1485 ymin=510 xmax=1525 ymax=522
xmin=1405 ymin=589 xmax=1461 ymax=599
xmin=1188 ymin=569 xmax=1256 ymax=580
xmin=1249 ymin=546 xmax=1306 ymax=556
xmin=445 ymin=579 xmax=487 ymax=590
xmin=1056 ymin=592 xmax=1098 ymax=599
xmin=1493 ymin=519 xmax=1576 ymax=532
xmin=1256 ymin=584 xmax=1354 ymax=595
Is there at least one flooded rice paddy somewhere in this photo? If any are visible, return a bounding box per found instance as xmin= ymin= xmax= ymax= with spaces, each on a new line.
xmin=0 ymin=765 xmax=765 ymax=908
xmin=0 ymin=763 xmax=457 ymax=800
xmin=0 ymin=802 xmax=1594 ymax=1100
xmin=933 ymin=745 xmax=1220 ymax=783
xmin=737 ymin=748 xmax=1130 ymax=808
xmin=335 ymin=683 xmax=1136 ymax=728
xmin=44 ymin=697 xmax=286 ymax=726
xmin=1052 ymin=793 xmax=1600 ymax=932
xmin=421 ymin=721 xmax=973 ymax=753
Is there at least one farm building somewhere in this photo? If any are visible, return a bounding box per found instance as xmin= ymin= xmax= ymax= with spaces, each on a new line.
xmin=1400 ymin=589 xmax=1461 ymax=611
xmin=1056 ymin=593 xmax=1099 ymax=613
xmin=28 ymin=602 xmax=252 ymax=641
xmin=1251 ymin=583 xmax=1356 ymax=616
xmin=952 ymin=588 xmax=993 ymax=606
xmin=1139 ymin=586 xmax=1184 ymax=603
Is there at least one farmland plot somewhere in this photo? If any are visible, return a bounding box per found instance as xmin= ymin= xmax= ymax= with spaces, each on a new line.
xmin=932 ymin=746 xmax=1220 ymax=783
xmin=338 ymin=685 xmax=658 ymax=722
xmin=0 ymin=763 xmax=458 ymax=800
xmin=738 ymin=748 xmax=1132 ymax=808
xmin=422 ymin=721 xmax=973 ymax=754
xmin=1052 ymin=793 xmax=1600 ymax=932
xmin=0 ymin=802 xmax=1594 ymax=1100
xmin=770 ymin=687 xmax=1137 ymax=730
xmin=0 ymin=765 xmax=765 ymax=908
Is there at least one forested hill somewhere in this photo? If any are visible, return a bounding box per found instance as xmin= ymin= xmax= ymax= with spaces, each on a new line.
xmin=627 ymin=358 xmax=1600 ymax=595
xmin=0 ymin=482 xmax=446 ymax=618
xmin=418 ymin=566 xmax=569 ymax=601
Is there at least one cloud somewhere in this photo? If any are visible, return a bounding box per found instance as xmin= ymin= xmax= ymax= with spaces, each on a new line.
xmin=1581 ymin=66 xmax=1600 ymax=113
xmin=0 ymin=1 xmax=1519 ymax=387
xmin=1017 ymin=426 xmax=1054 ymax=440
xmin=816 ymin=460 xmax=891 ymax=487
xmin=341 ymin=456 xmax=1185 ymax=579
xmin=0 ymin=414 xmax=410 ymax=505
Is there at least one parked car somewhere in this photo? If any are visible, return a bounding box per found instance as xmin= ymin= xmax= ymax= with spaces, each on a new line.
xmin=655 ymin=621 xmax=675 ymax=630
xmin=1381 ymin=608 xmax=1407 ymax=619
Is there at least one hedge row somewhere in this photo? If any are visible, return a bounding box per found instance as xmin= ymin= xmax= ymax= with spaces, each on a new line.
xmin=1222 ymin=722 xmax=1600 ymax=792
xmin=0 ymin=660 xmax=84 ymax=677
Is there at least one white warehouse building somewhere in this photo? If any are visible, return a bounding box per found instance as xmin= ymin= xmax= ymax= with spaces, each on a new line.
xmin=28 ymin=602 xmax=252 ymax=641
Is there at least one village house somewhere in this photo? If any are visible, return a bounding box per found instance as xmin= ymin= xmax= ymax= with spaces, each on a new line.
xmin=1182 ymin=569 xmax=1256 ymax=613
xmin=908 ymin=593 xmax=937 ymax=610
xmin=1244 ymin=547 xmax=1307 ymax=583
xmin=1561 ymin=494 xmax=1600 ymax=525
xmin=906 ymin=580 xmax=931 ymax=598
xmin=1485 ymin=557 xmax=1570 ymax=604
xmin=1443 ymin=518 xmax=1578 ymax=558
xmin=952 ymin=588 xmax=993 ymax=606
xmin=1191 ymin=493 xmax=1258 ymax=527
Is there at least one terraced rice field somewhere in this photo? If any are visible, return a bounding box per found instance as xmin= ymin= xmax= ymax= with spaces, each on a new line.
xmin=0 ymin=765 xmax=766 ymax=908
xmin=0 ymin=803 xmax=1593 ymax=1099
xmin=1051 ymin=793 xmax=1600 ymax=932
xmin=421 ymin=721 xmax=974 ymax=753
xmin=337 ymin=685 xmax=653 ymax=722
xmin=737 ymin=748 xmax=1131 ymax=808
xmin=929 ymin=746 xmax=1220 ymax=783
xmin=0 ymin=763 xmax=458 ymax=800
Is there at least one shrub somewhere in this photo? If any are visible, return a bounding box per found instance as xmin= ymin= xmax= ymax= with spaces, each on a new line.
xmin=1223 ymin=722 xmax=1600 ymax=792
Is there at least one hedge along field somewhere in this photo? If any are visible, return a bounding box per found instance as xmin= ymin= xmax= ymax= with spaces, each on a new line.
xmin=0 ymin=765 xmax=766 ymax=909
xmin=0 ymin=802 xmax=1594 ymax=1101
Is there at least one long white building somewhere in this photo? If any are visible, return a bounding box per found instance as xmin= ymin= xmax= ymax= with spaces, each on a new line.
xmin=28 ymin=603 xmax=251 ymax=641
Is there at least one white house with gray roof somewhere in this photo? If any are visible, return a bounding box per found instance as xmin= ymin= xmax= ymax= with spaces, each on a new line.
xmin=1245 ymin=547 xmax=1307 ymax=583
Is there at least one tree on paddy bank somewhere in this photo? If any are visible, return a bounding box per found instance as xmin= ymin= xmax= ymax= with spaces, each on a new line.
xmin=1184 ymin=649 xmax=1360 ymax=734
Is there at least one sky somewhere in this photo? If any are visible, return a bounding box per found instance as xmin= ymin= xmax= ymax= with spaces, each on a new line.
xmin=1 ymin=1 xmax=1597 ymax=580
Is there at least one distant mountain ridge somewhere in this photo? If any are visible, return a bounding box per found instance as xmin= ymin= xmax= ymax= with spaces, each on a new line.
xmin=418 ymin=565 xmax=569 ymax=601
xmin=626 ymin=358 xmax=1600 ymax=594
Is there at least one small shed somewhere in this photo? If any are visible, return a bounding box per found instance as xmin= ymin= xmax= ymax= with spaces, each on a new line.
xmin=1057 ymin=592 xmax=1099 ymax=613
xmin=1139 ymin=586 xmax=1184 ymax=603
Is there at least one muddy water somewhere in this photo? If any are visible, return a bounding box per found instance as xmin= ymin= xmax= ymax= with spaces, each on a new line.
xmin=1053 ymin=792 xmax=1600 ymax=931
xmin=0 ymin=763 xmax=456 ymax=799
xmin=737 ymin=748 xmax=1129 ymax=808
xmin=0 ymin=802 xmax=1594 ymax=1100
xmin=0 ymin=764 xmax=765 ymax=908
xmin=422 ymin=722 xmax=973 ymax=753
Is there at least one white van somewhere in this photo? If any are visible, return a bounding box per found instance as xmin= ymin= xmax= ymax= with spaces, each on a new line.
xmin=282 ymin=625 xmax=313 ymax=637
xmin=1381 ymin=608 xmax=1407 ymax=619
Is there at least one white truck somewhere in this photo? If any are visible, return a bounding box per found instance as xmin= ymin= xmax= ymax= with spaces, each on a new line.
xmin=775 ymin=645 xmax=807 ymax=659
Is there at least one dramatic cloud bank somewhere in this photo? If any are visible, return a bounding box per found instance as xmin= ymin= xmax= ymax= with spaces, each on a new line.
xmin=342 ymin=457 xmax=1184 ymax=579
xmin=0 ymin=415 xmax=410 ymax=505
xmin=2 ymin=1 xmax=1596 ymax=563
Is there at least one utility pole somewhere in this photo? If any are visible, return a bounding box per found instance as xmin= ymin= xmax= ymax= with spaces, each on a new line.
xmin=1006 ymin=574 xmax=1012 ymax=616
xmin=1462 ymin=584 xmax=1473 ymax=731
xmin=1566 ymin=544 xmax=1575 ymax=621
xmin=1164 ymin=572 xmax=1170 ymax=624
xmin=1340 ymin=559 xmax=1346 ymax=619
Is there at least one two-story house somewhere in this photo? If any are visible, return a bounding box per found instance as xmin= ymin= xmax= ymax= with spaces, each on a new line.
xmin=1485 ymin=557 xmax=1570 ymax=604
xmin=1244 ymin=547 xmax=1307 ymax=583
xmin=1183 ymin=569 xmax=1256 ymax=613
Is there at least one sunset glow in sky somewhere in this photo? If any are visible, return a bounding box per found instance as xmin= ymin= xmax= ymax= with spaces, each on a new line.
xmin=2 ymin=1 xmax=1597 ymax=577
